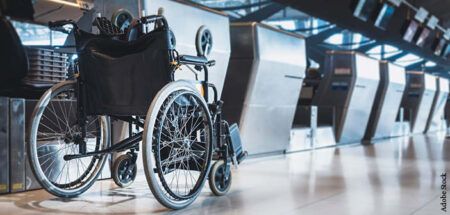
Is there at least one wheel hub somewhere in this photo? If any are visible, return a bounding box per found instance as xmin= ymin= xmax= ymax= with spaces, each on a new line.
xmin=182 ymin=138 xmax=191 ymax=148
xmin=70 ymin=134 xmax=84 ymax=144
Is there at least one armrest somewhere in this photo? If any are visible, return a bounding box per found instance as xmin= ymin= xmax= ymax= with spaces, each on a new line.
xmin=179 ymin=55 xmax=208 ymax=66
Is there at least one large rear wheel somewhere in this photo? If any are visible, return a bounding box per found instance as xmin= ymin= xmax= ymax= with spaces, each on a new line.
xmin=28 ymin=81 xmax=110 ymax=198
xmin=143 ymin=81 xmax=213 ymax=209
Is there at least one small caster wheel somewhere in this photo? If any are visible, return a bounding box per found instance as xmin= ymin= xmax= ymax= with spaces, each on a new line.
xmin=209 ymin=160 xmax=232 ymax=196
xmin=113 ymin=154 xmax=137 ymax=188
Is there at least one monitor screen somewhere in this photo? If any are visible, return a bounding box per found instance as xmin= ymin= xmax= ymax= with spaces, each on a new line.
xmin=353 ymin=0 xmax=378 ymax=21
xmin=403 ymin=20 xmax=419 ymax=42
xmin=375 ymin=3 xmax=396 ymax=30
xmin=415 ymin=27 xmax=430 ymax=47
xmin=442 ymin=43 xmax=450 ymax=58
xmin=434 ymin=38 xmax=446 ymax=56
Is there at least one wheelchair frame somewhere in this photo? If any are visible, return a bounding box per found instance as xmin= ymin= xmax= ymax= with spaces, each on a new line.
xmin=67 ymin=58 xmax=230 ymax=165
xmin=63 ymin=16 xmax=232 ymax=170
xmin=27 ymin=15 xmax=243 ymax=209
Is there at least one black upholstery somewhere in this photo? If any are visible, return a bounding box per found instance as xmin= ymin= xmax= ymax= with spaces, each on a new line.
xmin=76 ymin=28 xmax=175 ymax=116
xmin=0 ymin=17 xmax=28 ymax=88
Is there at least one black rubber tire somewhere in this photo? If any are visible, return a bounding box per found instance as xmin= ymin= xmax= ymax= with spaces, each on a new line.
xmin=28 ymin=81 xmax=109 ymax=198
xmin=143 ymin=80 xmax=213 ymax=210
xmin=195 ymin=25 xmax=213 ymax=56
xmin=209 ymin=160 xmax=232 ymax=196
xmin=112 ymin=154 xmax=137 ymax=188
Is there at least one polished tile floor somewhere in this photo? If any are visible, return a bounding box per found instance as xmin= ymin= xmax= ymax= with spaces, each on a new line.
xmin=1 ymin=132 xmax=449 ymax=215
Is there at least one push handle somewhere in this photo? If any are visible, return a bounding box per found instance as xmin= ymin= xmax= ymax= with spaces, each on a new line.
xmin=207 ymin=60 xmax=216 ymax=67
xmin=139 ymin=15 xmax=168 ymax=28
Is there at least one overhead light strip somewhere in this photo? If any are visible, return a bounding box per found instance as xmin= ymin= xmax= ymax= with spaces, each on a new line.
xmin=45 ymin=0 xmax=80 ymax=8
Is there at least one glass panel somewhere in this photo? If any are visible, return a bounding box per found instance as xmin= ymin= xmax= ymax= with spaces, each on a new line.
xmin=367 ymin=44 xmax=401 ymax=58
xmin=325 ymin=33 xmax=343 ymax=45
xmin=394 ymin=53 xmax=423 ymax=66
xmin=11 ymin=20 xmax=68 ymax=46
xmin=266 ymin=20 xmax=297 ymax=31
xmin=425 ymin=61 xmax=437 ymax=67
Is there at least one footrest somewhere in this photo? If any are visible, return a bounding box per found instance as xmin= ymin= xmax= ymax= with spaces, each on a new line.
xmin=236 ymin=151 xmax=247 ymax=164
xmin=179 ymin=55 xmax=208 ymax=65
xmin=227 ymin=123 xmax=246 ymax=164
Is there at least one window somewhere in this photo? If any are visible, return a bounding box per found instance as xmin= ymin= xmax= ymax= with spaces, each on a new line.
xmin=366 ymin=44 xmax=401 ymax=59
xmin=11 ymin=20 xmax=69 ymax=46
xmin=394 ymin=53 xmax=422 ymax=66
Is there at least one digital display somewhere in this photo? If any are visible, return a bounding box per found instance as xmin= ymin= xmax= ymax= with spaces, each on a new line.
xmin=433 ymin=38 xmax=446 ymax=56
xmin=442 ymin=43 xmax=450 ymax=59
xmin=403 ymin=20 xmax=419 ymax=42
xmin=415 ymin=27 xmax=430 ymax=47
xmin=334 ymin=68 xmax=352 ymax=75
xmin=331 ymin=82 xmax=349 ymax=91
xmin=375 ymin=3 xmax=396 ymax=30
xmin=353 ymin=0 xmax=378 ymax=21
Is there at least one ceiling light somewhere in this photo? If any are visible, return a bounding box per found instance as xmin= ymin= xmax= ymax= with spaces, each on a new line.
xmin=424 ymin=61 xmax=436 ymax=67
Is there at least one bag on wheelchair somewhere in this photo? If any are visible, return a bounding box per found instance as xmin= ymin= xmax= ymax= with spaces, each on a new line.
xmin=77 ymin=27 xmax=174 ymax=116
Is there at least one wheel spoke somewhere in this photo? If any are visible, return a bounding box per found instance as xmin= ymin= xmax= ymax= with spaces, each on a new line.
xmin=31 ymin=83 xmax=106 ymax=194
xmin=152 ymin=90 xmax=211 ymax=201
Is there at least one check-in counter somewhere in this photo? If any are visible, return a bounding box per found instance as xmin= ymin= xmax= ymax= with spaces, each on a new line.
xmin=222 ymin=22 xmax=306 ymax=155
xmin=426 ymin=77 xmax=449 ymax=132
xmin=290 ymin=69 xmax=336 ymax=152
xmin=144 ymin=0 xmax=231 ymax=99
xmin=445 ymin=97 xmax=450 ymax=127
xmin=364 ymin=61 xmax=406 ymax=141
xmin=401 ymin=72 xmax=437 ymax=134
xmin=312 ymin=51 xmax=380 ymax=144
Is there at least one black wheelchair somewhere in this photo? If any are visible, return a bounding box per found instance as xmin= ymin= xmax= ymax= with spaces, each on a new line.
xmin=27 ymin=15 xmax=246 ymax=209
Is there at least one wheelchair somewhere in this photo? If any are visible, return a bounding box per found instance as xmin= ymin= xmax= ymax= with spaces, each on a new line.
xmin=27 ymin=15 xmax=246 ymax=210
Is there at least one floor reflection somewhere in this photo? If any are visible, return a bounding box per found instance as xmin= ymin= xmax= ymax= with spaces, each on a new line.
xmin=1 ymin=132 xmax=449 ymax=214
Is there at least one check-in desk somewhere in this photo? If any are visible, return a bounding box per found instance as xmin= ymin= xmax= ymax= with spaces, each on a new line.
xmin=426 ymin=77 xmax=449 ymax=132
xmin=445 ymin=97 xmax=450 ymax=127
xmin=222 ymin=22 xmax=306 ymax=155
xmin=364 ymin=61 xmax=406 ymax=141
xmin=312 ymin=51 xmax=380 ymax=144
xmin=401 ymin=72 xmax=437 ymax=134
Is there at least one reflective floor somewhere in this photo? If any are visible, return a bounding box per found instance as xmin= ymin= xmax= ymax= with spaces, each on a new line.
xmin=1 ymin=132 xmax=449 ymax=215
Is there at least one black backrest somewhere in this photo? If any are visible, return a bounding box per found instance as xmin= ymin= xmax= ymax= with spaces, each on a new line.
xmin=76 ymin=28 xmax=174 ymax=116
xmin=0 ymin=17 xmax=28 ymax=87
